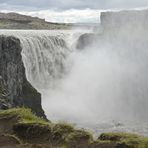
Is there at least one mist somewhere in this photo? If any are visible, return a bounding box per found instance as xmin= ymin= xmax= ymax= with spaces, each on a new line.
xmin=40 ymin=10 xmax=148 ymax=126
xmin=42 ymin=35 xmax=148 ymax=126
xmin=3 ymin=9 xmax=148 ymax=134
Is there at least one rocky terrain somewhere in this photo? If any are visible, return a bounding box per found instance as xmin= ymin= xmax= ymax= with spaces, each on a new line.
xmin=0 ymin=108 xmax=148 ymax=148
xmin=0 ymin=35 xmax=46 ymax=118
xmin=0 ymin=12 xmax=72 ymax=29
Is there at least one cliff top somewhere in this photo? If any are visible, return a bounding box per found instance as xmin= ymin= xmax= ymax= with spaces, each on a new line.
xmin=0 ymin=12 xmax=45 ymax=22
xmin=0 ymin=12 xmax=72 ymax=29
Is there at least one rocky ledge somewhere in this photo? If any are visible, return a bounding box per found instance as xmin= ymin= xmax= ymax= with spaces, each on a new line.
xmin=0 ymin=35 xmax=46 ymax=119
xmin=0 ymin=108 xmax=148 ymax=148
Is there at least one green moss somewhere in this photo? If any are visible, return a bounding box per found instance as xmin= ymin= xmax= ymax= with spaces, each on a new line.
xmin=13 ymin=122 xmax=53 ymax=144
xmin=0 ymin=107 xmax=49 ymax=125
xmin=1 ymin=108 xmax=148 ymax=147
xmin=99 ymin=132 xmax=138 ymax=141
xmin=51 ymin=122 xmax=74 ymax=145
xmin=99 ymin=132 xmax=148 ymax=148
xmin=90 ymin=140 xmax=116 ymax=148
xmin=4 ymin=134 xmax=22 ymax=144
xmin=65 ymin=129 xmax=93 ymax=148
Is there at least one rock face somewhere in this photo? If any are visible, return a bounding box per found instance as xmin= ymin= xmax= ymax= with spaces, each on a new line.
xmin=77 ymin=9 xmax=148 ymax=52
xmin=100 ymin=9 xmax=148 ymax=32
xmin=97 ymin=9 xmax=148 ymax=119
xmin=99 ymin=9 xmax=148 ymax=58
xmin=100 ymin=9 xmax=148 ymax=43
xmin=76 ymin=33 xmax=99 ymax=50
xmin=0 ymin=35 xmax=46 ymax=118
xmin=76 ymin=9 xmax=148 ymax=50
xmin=0 ymin=76 xmax=12 ymax=109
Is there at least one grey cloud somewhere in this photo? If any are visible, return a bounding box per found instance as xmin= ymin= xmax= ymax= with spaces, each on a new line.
xmin=0 ymin=0 xmax=148 ymax=10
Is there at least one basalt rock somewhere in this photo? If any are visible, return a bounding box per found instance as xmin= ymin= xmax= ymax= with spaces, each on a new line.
xmin=0 ymin=76 xmax=11 ymax=110
xmin=0 ymin=35 xmax=46 ymax=118
xmin=76 ymin=33 xmax=100 ymax=50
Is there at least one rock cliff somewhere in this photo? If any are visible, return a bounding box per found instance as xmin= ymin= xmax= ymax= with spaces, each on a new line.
xmin=0 ymin=12 xmax=72 ymax=30
xmin=77 ymin=9 xmax=148 ymax=50
xmin=100 ymin=9 xmax=148 ymax=33
xmin=0 ymin=35 xmax=46 ymax=118
xmin=0 ymin=76 xmax=12 ymax=109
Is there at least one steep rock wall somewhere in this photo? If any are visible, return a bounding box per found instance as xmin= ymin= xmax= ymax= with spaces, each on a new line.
xmin=100 ymin=10 xmax=148 ymax=41
xmin=0 ymin=35 xmax=46 ymax=118
xmin=0 ymin=76 xmax=11 ymax=109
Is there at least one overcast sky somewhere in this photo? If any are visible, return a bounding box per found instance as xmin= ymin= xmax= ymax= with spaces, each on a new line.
xmin=0 ymin=0 xmax=148 ymax=23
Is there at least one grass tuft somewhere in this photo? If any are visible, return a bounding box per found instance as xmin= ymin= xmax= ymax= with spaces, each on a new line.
xmin=99 ymin=132 xmax=148 ymax=148
xmin=0 ymin=107 xmax=49 ymax=125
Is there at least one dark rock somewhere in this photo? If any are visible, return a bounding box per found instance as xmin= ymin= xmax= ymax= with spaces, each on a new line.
xmin=13 ymin=123 xmax=52 ymax=144
xmin=76 ymin=33 xmax=99 ymax=50
xmin=89 ymin=141 xmax=117 ymax=148
xmin=65 ymin=130 xmax=92 ymax=148
xmin=0 ymin=75 xmax=12 ymax=109
xmin=22 ymin=80 xmax=46 ymax=118
xmin=51 ymin=123 xmax=74 ymax=145
xmin=0 ymin=35 xmax=46 ymax=118
xmin=0 ymin=134 xmax=21 ymax=147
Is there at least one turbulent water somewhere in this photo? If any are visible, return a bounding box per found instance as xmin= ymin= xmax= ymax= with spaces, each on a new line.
xmin=1 ymin=29 xmax=148 ymax=137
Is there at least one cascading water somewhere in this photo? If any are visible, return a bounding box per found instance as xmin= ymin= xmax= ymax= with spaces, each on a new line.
xmin=1 ymin=28 xmax=148 ymax=137
xmin=21 ymin=35 xmax=69 ymax=88
xmin=0 ymin=30 xmax=84 ymax=88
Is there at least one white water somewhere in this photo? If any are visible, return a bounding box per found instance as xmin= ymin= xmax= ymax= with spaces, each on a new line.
xmin=1 ymin=29 xmax=148 ymax=137
xmin=0 ymin=30 xmax=85 ymax=88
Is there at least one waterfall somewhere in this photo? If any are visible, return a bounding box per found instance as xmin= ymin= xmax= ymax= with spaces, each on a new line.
xmin=0 ymin=30 xmax=86 ymax=89
xmin=21 ymin=35 xmax=69 ymax=88
xmin=1 ymin=29 xmax=148 ymax=136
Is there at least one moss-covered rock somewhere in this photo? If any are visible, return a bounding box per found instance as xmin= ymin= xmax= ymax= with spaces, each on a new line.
xmin=0 ymin=108 xmax=94 ymax=147
xmin=98 ymin=132 xmax=148 ymax=148
xmin=1 ymin=108 xmax=148 ymax=148
xmin=89 ymin=140 xmax=117 ymax=148
xmin=65 ymin=130 xmax=93 ymax=148
xmin=13 ymin=123 xmax=52 ymax=144
xmin=0 ymin=108 xmax=48 ymax=124
xmin=51 ymin=123 xmax=74 ymax=146
xmin=0 ymin=134 xmax=21 ymax=147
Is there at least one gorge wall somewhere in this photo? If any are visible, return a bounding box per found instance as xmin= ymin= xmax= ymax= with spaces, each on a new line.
xmin=100 ymin=9 xmax=148 ymax=33
xmin=75 ymin=9 xmax=148 ymax=121
xmin=0 ymin=35 xmax=46 ymax=118
xmin=77 ymin=9 xmax=148 ymax=49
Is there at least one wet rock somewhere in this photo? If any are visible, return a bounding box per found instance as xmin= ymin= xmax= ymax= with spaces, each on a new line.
xmin=0 ymin=35 xmax=46 ymax=118
xmin=76 ymin=33 xmax=99 ymax=50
